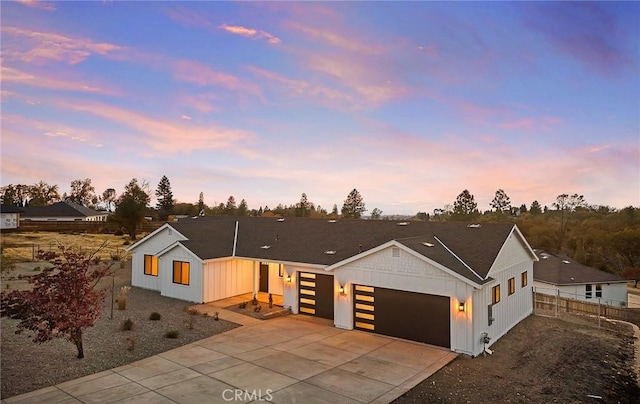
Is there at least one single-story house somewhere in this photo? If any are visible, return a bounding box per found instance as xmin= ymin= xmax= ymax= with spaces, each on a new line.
xmin=21 ymin=201 xmax=109 ymax=222
xmin=127 ymin=216 xmax=538 ymax=356
xmin=0 ymin=205 xmax=23 ymax=229
xmin=533 ymin=251 xmax=628 ymax=307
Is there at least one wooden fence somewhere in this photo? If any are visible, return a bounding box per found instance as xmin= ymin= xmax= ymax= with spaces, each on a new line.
xmin=534 ymin=290 xmax=640 ymax=327
xmin=14 ymin=221 xmax=163 ymax=234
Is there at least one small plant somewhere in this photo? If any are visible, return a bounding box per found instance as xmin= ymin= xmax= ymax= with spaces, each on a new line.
xmin=268 ymin=293 xmax=273 ymax=308
xmin=187 ymin=308 xmax=199 ymax=316
xmin=149 ymin=312 xmax=162 ymax=321
xmin=252 ymin=294 xmax=258 ymax=306
xmin=120 ymin=318 xmax=135 ymax=331
xmin=33 ymin=266 xmax=41 ymax=272
xmin=110 ymin=253 xmax=120 ymax=262
xmin=122 ymin=240 xmax=130 ymax=246
xmin=92 ymin=256 xmax=102 ymax=265
xmin=254 ymin=305 xmax=262 ymax=313
xmin=165 ymin=330 xmax=179 ymax=339
xmin=126 ymin=336 xmax=138 ymax=351
xmin=117 ymin=286 xmax=131 ymax=310
xmin=202 ymin=311 xmax=209 ymax=318
xmin=213 ymin=311 xmax=219 ymax=321
xmin=114 ymin=230 xmax=124 ymax=236
xmin=184 ymin=315 xmax=195 ymax=330
xmin=239 ymin=301 xmax=247 ymax=309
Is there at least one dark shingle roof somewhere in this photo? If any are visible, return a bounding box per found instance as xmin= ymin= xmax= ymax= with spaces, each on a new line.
xmin=0 ymin=205 xmax=24 ymax=213
xmin=21 ymin=201 xmax=106 ymax=218
xmin=168 ymin=217 xmax=521 ymax=284
xmin=533 ymin=251 xmax=626 ymax=285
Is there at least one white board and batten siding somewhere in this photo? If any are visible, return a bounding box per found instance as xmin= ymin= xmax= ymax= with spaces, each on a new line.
xmin=158 ymin=244 xmax=203 ymax=303
xmin=472 ymin=233 xmax=534 ymax=356
xmin=202 ymin=259 xmax=254 ymax=303
xmin=333 ymin=245 xmax=475 ymax=355
xmin=130 ymin=226 xmax=185 ymax=292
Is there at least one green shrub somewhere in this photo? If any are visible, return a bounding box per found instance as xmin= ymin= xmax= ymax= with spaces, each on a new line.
xmin=122 ymin=240 xmax=130 ymax=246
xmin=165 ymin=330 xmax=179 ymax=339
xmin=121 ymin=318 xmax=135 ymax=331
xmin=149 ymin=312 xmax=162 ymax=321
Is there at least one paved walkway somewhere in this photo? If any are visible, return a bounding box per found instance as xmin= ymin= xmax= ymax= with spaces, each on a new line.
xmin=3 ymin=316 xmax=457 ymax=404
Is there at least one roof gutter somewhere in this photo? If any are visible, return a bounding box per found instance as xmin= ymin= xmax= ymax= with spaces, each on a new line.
xmin=232 ymin=220 xmax=239 ymax=257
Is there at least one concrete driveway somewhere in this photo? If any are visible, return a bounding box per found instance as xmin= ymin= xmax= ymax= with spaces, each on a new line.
xmin=4 ymin=316 xmax=456 ymax=404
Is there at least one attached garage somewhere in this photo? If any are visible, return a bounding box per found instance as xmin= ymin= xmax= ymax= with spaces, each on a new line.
xmin=298 ymin=272 xmax=334 ymax=320
xmin=353 ymin=284 xmax=451 ymax=348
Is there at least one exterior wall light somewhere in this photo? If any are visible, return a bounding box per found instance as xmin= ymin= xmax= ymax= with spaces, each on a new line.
xmin=339 ymin=285 xmax=346 ymax=296
xmin=286 ymin=275 xmax=292 ymax=283
xmin=458 ymin=301 xmax=465 ymax=312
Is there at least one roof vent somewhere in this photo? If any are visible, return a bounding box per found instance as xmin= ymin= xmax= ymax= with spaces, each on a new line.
xmin=328 ymin=219 xmax=337 ymax=223
xmin=542 ymin=256 xmax=548 ymax=259
xmin=277 ymin=218 xmax=285 ymax=222
xmin=397 ymin=222 xmax=409 ymax=226
xmin=324 ymin=250 xmax=336 ymax=255
xmin=467 ymin=224 xmax=481 ymax=228
xmin=422 ymin=242 xmax=435 ymax=247
xmin=562 ymin=260 xmax=570 ymax=264
xmin=260 ymin=245 xmax=271 ymax=249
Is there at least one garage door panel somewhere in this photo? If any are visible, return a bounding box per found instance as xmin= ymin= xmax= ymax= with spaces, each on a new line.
xmin=354 ymin=285 xmax=450 ymax=348
xmin=298 ymin=272 xmax=334 ymax=320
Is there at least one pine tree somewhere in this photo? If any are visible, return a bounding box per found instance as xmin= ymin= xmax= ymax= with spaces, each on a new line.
xmin=155 ymin=176 xmax=174 ymax=220
xmin=530 ymin=200 xmax=542 ymax=215
xmin=341 ymin=189 xmax=366 ymax=219
xmin=452 ymin=189 xmax=478 ymax=219
xmin=238 ymin=199 xmax=248 ymax=216
xmin=296 ymin=193 xmax=311 ymax=217
xmin=225 ymin=196 xmax=237 ymax=215
xmin=490 ymin=189 xmax=511 ymax=213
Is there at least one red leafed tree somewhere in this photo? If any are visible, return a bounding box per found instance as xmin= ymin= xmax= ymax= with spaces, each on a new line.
xmin=622 ymin=267 xmax=640 ymax=288
xmin=0 ymin=245 xmax=113 ymax=358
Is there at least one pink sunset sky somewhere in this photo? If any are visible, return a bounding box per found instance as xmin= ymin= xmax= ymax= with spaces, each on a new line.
xmin=1 ymin=1 xmax=638 ymax=214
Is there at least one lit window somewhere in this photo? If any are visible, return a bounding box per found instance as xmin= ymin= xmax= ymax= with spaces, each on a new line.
xmin=585 ymin=284 xmax=592 ymax=299
xmin=144 ymin=255 xmax=158 ymax=276
xmin=492 ymin=284 xmax=501 ymax=304
xmin=596 ymin=284 xmax=602 ymax=298
xmin=521 ymin=271 xmax=528 ymax=288
xmin=508 ymin=278 xmax=515 ymax=295
xmin=173 ymin=261 xmax=190 ymax=285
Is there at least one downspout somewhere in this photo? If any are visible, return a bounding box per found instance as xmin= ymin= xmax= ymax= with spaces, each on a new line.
xmin=232 ymin=220 xmax=239 ymax=257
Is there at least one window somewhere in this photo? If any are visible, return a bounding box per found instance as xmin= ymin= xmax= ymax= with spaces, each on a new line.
xmin=492 ymin=284 xmax=501 ymax=304
xmin=508 ymin=278 xmax=515 ymax=295
xmin=521 ymin=271 xmax=528 ymax=288
xmin=392 ymin=247 xmax=400 ymax=258
xmin=144 ymin=255 xmax=158 ymax=276
xmin=585 ymin=284 xmax=592 ymax=299
xmin=173 ymin=261 xmax=190 ymax=285
xmin=596 ymin=284 xmax=602 ymax=298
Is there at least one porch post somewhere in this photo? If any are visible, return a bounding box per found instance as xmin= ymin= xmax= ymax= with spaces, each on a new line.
xmin=252 ymin=261 xmax=258 ymax=297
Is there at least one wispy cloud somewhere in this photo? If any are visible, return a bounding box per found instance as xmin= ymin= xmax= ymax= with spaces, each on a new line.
xmin=287 ymin=22 xmax=383 ymax=55
xmin=219 ymin=24 xmax=281 ymax=44
xmin=54 ymin=99 xmax=255 ymax=154
xmin=523 ymin=3 xmax=637 ymax=76
xmin=498 ymin=116 xmax=562 ymax=131
xmin=171 ymin=60 xmax=260 ymax=95
xmin=1 ymin=26 xmax=122 ymax=65
xmin=1 ymin=65 xmax=120 ymax=95
xmin=15 ymin=0 xmax=56 ymax=11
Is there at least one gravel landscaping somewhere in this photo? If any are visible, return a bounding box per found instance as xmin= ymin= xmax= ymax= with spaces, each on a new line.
xmin=0 ymin=261 xmax=240 ymax=399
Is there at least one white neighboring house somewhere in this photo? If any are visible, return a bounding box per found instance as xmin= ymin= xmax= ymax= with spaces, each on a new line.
xmin=533 ymin=251 xmax=628 ymax=307
xmin=21 ymin=201 xmax=109 ymax=222
xmin=127 ymin=216 xmax=538 ymax=357
xmin=0 ymin=205 xmax=23 ymax=229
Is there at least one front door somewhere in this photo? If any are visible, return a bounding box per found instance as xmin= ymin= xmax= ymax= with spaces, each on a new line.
xmin=298 ymin=272 xmax=334 ymax=320
xmin=259 ymin=263 xmax=269 ymax=293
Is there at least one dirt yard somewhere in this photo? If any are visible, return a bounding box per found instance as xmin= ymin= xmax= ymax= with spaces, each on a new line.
xmin=394 ymin=314 xmax=640 ymax=403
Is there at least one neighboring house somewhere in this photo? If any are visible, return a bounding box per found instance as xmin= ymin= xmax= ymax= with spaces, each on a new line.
xmin=0 ymin=205 xmax=23 ymax=229
xmin=21 ymin=201 xmax=109 ymax=222
xmin=533 ymin=251 xmax=628 ymax=307
xmin=127 ymin=216 xmax=537 ymax=356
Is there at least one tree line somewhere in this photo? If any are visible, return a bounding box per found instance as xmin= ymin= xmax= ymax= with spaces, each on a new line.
xmin=1 ymin=180 xmax=638 ymax=281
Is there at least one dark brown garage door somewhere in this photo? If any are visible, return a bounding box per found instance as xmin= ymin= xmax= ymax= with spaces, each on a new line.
xmin=298 ymin=272 xmax=334 ymax=320
xmin=353 ymin=285 xmax=450 ymax=348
